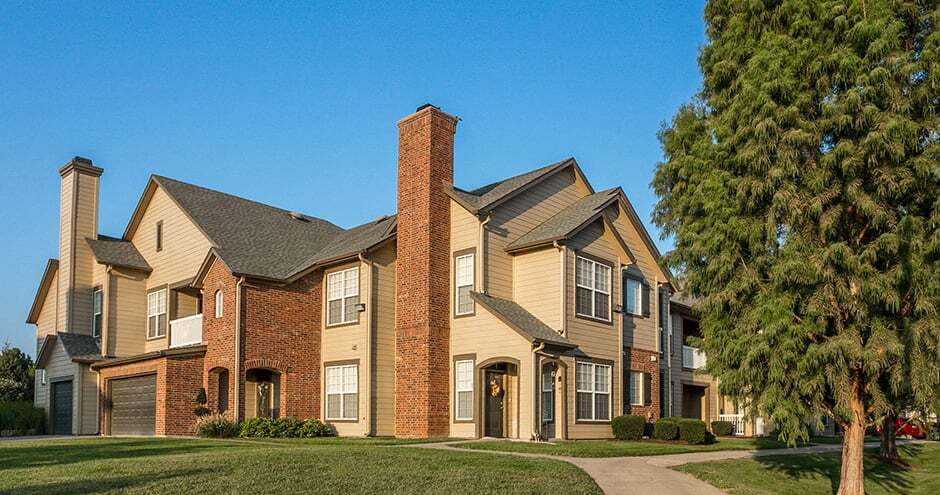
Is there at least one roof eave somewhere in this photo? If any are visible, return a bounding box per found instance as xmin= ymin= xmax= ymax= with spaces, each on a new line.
xmin=26 ymin=259 xmax=59 ymax=325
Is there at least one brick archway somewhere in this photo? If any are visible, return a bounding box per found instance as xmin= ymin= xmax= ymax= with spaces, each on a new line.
xmin=244 ymin=359 xmax=285 ymax=373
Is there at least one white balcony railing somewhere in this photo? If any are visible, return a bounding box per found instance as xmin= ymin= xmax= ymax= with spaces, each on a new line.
xmin=682 ymin=345 xmax=707 ymax=370
xmin=169 ymin=314 xmax=203 ymax=348
xmin=719 ymin=413 xmax=747 ymax=436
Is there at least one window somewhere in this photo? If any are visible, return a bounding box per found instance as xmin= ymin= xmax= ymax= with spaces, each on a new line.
xmin=624 ymin=277 xmax=643 ymax=316
xmin=455 ymin=360 xmax=474 ymax=420
xmin=325 ymin=364 xmax=358 ymax=420
xmin=155 ymin=220 xmax=163 ymax=252
xmin=327 ymin=267 xmax=359 ymax=325
xmin=576 ymin=362 xmax=611 ymax=421
xmin=542 ymin=366 xmax=554 ymax=422
xmin=214 ymin=290 xmax=223 ymax=318
xmin=629 ymin=371 xmax=645 ymax=406
xmin=575 ymin=256 xmax=611 ymax=321
xmin=92 ymin=287 xmax=103 ymax=337
xmin=455 ymin=253 xmax=475 ymax=315
xmin=147 ymin=289 xmax=167 ymax=338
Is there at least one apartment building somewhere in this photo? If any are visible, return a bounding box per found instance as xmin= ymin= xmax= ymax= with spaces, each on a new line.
xmin=27 ymin=104 xmax=702 ymax=439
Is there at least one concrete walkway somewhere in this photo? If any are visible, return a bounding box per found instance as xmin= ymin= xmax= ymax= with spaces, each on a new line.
xmin=406 ymin=440 xmax=906 ymax=495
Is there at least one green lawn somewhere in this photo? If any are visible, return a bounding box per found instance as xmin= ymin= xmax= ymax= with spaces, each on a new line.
xmin=676 ymin=443 xmax=940 ymax=495
xmin=0 ymin=437 xmax=601 ymax=494
xmin=457 ymin=436 xmax=808 ymax=458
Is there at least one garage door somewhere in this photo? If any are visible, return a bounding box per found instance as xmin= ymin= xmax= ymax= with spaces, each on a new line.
xmin=51 ymin=380 xmax=73 ymax=435
xmin=110 ymin=374 xmax=156 ymax=435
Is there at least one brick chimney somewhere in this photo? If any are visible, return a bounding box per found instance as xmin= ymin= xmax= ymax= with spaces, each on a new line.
xmin=395 ymin=104 xmax=457 ymax=438
xmin=57 ymin=156 xmax=103 ymax=335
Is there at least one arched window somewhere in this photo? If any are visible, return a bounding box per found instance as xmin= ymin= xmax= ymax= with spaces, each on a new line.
xmin=215 ymin=290 xmax=223 ymax=318
xmin=217 ymin=370 xmax=229 ymax=414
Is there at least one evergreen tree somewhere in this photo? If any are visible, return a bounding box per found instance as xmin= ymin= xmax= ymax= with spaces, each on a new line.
xmin=652 ymin=2 xmax=940 ymax=493
xmin=0 ymin=344 xmax=34 ymax=402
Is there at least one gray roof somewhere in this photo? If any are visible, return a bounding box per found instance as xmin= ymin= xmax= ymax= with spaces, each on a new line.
xmin=506 ymin=187 xmax=620 ymax=252
xmin=471 ymin=292 xmax=575 ymax=348
xmin=87 ymin=236 xmax=152 ymax=272
xmin=57 ymin=332 xmax=102 ymax=362
xmin=288 ymin=215 xmax=397 ymax=275
xmin=153 ymin=176 xmax=345 ymax=280
xmin=448 ymin=158 xmax=575 ymax=214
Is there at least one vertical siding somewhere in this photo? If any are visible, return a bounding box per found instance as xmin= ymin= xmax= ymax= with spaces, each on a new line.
xmin=512 ymin=248 xmax=561 ymax=330
xmin=371 ymin=243 xmax=396 ymax=436
xmin=109 ymin=268 xmax=148 ymax=357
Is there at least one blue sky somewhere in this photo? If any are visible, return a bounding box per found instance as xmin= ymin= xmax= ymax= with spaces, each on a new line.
xmin=0 ymin=2 xmax=706 ymax=356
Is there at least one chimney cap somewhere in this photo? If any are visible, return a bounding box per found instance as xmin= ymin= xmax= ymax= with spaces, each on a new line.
xmin=415 ymin=103 xmax=440 ymax=112
xmin=59 ymin=155 xmax=104 ymax=177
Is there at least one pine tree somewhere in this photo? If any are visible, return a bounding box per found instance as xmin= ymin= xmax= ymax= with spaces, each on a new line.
xmin=652 ymin=2 xmax=940 ymax=494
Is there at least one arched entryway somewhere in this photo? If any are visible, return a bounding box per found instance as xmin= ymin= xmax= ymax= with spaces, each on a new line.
xmin=208 ymin=367 xmax=231 ymax=415
xmin=477 ymin=358 xmax=519 ymax=438
xmin=245 ymin=368 xmax=281 ymax=419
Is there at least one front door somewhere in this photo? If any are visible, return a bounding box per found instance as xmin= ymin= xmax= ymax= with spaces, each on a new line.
xmin=484 ymin=371 xmax=505 ymax=437
xmin=541 ymin=364 xmax=555 ymax=439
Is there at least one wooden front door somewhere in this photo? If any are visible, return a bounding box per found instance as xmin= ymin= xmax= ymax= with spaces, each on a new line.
xmin=484 ymin=371 xmax=505 ymax=437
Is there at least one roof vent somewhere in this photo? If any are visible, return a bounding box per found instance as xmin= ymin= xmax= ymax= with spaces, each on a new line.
xmin=289 ymin=211 xmax=309 ymax=222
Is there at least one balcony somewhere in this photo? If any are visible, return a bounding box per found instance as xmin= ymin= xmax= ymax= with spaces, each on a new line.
xmin=682 ymin=345 xmax=707 ymax=370
xmin=170 ymin=314 xmax=203 ymax=348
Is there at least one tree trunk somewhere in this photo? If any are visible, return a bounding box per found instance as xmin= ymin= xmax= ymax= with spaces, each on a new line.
xmin=837 ymin=382 xmax=866 ymax=495
xmin=880 ymin=414 xmax=899 ymax=462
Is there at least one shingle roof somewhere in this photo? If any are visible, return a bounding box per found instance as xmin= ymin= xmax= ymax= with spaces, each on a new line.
xmin=506 ymin=188 xmax=621 ymax=252
xmin=153 ymin=176 xmax=345 ymax=280
xmin=289 ymin=214 xmax=397 ymax=272
xmin=448 ymin=158 xmax=575 ymax=214
xmin=57 ymin=332 xmax=102 ymax=362
xmin=470 ymin=292 xmax=575 ymax=348
xmin=87 ymin=236 xmax=152 ymax=272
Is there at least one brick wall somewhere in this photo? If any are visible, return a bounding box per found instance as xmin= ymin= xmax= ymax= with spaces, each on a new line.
xmin=625 ymin=347 xmax=660 ymax=420
xmin=395 ymin=105 xmax=457 ymax=437
xmin=202 ymin=259 xmax=238 ymax=415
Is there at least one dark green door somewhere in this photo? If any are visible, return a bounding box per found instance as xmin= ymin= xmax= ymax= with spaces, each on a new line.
xmin=51 ymin=380 xmax=73 ymax=435
xmin=484 ymin=371 xmax=505 ymax=437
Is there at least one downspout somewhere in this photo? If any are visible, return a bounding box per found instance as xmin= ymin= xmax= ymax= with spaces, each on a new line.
xmin=233 ymin=276 xmax=245 ymax=422
xmin=554 ymin=241 xmax=566 ymax=336
xmin=665 ymin=286 xmax=673 ymax=417
xmin=479 ymin=214 xmax=491 ymax=294
xmin=531 ymin=342 xmax=546 ymax=440
xmin=359 ymin=252 xmax=374 ymax=436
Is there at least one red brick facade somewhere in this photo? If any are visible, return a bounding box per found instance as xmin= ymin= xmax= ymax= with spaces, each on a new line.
xmin=625 ymin=347 xmax=660 ymax=420
xmin=394 ymin=106 xmax=457 ymax=437
xmin=202 ymin=259 xmax=239 ymax=416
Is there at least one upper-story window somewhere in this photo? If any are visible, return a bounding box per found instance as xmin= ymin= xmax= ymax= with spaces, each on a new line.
xmin=575 ymin=256 xmax=611 ymax=321
xmin=156 ymin=220 xmax=164 ymax=252
xmin=327 ymin=267 xmax=359 ymax=326
xmin=148 ymin=289 xmax=167 ymax=339
xmin=455 ymin=253 xmax=475 ymax=316
xmin=624 ymin=278 xmax=643 ymax=316
xmin=92 ymin=287 xmax=103 ymax=337
xmin=214 ymin=290 xmax=223 ymax=318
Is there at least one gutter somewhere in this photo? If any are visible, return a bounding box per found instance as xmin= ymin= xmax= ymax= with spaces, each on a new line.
xmin=358 ymin=252 xmax=375 ymax=436
xmin=233 ymin=276 xmax=245 ymax=422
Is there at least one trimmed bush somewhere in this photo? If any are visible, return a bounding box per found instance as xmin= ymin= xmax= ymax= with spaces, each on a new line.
xmin=679 ymin=419 xmax=710 ymax=444
xmin=653 ymin=417 xmax=679 ymax=440
xmin=0 ymin=401 xmax=45 ymax=436
xmin=299 ymin=419 xmax=333 ymax=438
xmin=239 ymin=417 xmax=334 ymax=438
xmin=612 ymin=415 xmax=645 ymax=440
xmin=196 ymin=414 xmax=239 ymax=438
xmin=711 ymin=420 xmax=734 ymax=437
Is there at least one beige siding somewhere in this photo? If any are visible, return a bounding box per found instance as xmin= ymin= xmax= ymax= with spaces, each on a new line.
xmin=34 ymin=271 xmax=59 ymax=352
xmin=42 ymin=339 xmax=80 ymax=434
xmin=108 ymin=268 xmax=148 ymax=357
xmin=512 ymin=247 xmax=561 ymax=329
xmin=485 ymin=168 xmax=589 ymax=299
xmin=56 ymin=172 xmax=74 ymax=332
xmin=58 ymin=171 xmax=100 ymax=335
xmin=371 ymin=243 xmax=396 ymax=437
xmin=320 ymin=260 xmax=369 ymax=436
xmin=80 ymin=364 xmax=98 ymax=434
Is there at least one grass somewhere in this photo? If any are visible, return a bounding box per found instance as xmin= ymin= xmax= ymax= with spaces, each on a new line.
xmin=457 ymin=436 xmax=808 ymax=458
xmin=0 ymin=437 xmax=601 ymax=494
xmin=676 ymin=443 xmax=940 ymax=495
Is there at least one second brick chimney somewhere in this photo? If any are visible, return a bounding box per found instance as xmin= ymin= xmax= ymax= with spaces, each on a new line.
xmin=395 ymin=104 xmax=457 ymax=438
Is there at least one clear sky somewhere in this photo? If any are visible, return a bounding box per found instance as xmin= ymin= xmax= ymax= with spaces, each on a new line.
xmin=0 ymin=2 xmax=706 ymax=356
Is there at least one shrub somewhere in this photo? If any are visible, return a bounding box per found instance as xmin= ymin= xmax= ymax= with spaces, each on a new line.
xmin=239 ymin=417 xmax=335 ymax=438
xmin=0 ymin=401 xmax=45 ymax=435
xmin=679 ymin=419 xmax=710 ymax=444
xmin=653 ymin=417 xmax=680 ymax=440
xmin=196 ymin=414 xmax=239 ymax=438
xmin=711 ymin=420 xmax=734 ymax=437
xmin=240 ymin=417 xmax=277 ymax=438
xmin=300 ymin=419 xmax=333 ymax=438
xmin=612 ymin=415 xmax=645 ymax=440
xmin=193 ymin=406 xmax=211 ymax=417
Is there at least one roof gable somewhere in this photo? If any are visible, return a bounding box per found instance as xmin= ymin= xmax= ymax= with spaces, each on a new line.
xmin=26 ymin=259 xmax=58 ymax=325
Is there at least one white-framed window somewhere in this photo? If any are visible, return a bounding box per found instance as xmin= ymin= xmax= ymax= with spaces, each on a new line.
xmin=455 ymin=253 xmax=475 ymax=315
xmin=325 ymin=364 xmax=358 ymax=420
xmin=576 ymin=362 xmax=611 ymax=421
xmin=624 ymin=278 xmax=643 ymax=316
xmin=575 ymin=256 xmax=612 ymax=321
xmin=327 ymin=267 xmax=360 ymax=326
xmin=147 ymin=289 xmax=167 ymax=338
xmin=92 ymin=287 xmax=103 ymax=337
xmin=542 ymin=366 xmax=554 ymax=422
xmin=214 ymin=290 xmax=224 ymax=318
xmin=38 ymin=369 xmax=47 ymax=385
xmin=455 ymin=360 xmax=474 ymax=420
xmin=629 ymin=371 xmax=645 ymax=406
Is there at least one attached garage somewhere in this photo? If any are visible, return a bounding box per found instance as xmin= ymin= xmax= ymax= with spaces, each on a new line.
xmin=51 ymin=380 xmax=73 ymax=435
xmin=109 ymin=374 xmax=156 ymax=436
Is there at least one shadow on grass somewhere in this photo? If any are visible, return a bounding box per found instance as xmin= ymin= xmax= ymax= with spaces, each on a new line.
xmin=13 ymin=467 xmax=211 ymax=495
xmin=0 ymin=438 xmax=233 ymax=471
xmin=753 ymin=444 xmax=922 ymax=494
